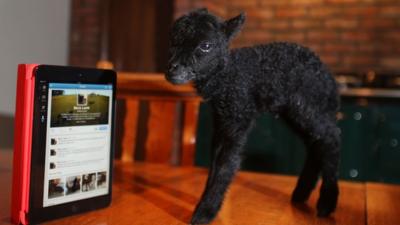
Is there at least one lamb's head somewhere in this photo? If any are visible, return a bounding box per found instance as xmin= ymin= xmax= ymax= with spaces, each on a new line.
xmin=166 ymin=8 xmax=245 ymax=84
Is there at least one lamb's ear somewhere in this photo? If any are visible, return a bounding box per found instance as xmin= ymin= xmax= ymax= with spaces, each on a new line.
xmin=223 ymin=12 xmax=246 ymax=40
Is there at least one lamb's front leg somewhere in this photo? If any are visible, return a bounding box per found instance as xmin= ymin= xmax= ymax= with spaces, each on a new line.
xmin=191 ymin=117 xmax=253 ymax=225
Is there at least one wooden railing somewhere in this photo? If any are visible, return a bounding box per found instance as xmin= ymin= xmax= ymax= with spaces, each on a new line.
xmin=116 ymin=72 xmax=202 ymax=165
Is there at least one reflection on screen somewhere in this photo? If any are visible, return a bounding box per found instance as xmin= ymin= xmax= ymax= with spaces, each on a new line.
xmin=43 ymin=83 xmax=112 ymax=207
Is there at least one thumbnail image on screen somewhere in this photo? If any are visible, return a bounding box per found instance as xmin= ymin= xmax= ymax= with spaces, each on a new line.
xmin=50 ymin=89 xmax=110 ymax=127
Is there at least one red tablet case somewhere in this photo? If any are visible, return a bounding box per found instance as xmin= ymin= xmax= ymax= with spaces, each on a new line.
xmin=11 ymin=64 xmax=38 ymax=225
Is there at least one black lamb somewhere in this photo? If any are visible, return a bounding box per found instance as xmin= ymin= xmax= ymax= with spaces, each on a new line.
xmin=165 ymin=8 xmax=341 ymax=225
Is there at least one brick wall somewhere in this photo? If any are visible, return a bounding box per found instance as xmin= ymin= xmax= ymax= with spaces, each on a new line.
xmin=69 ymin=0 xmax=400 ymax=74
xmin=68 ymin=0 xmax=227 ymax=68
xmin=222 ymin=0 xmax=400 ymax=74
xmin=174 ymin=0 xmax=227 ymax=18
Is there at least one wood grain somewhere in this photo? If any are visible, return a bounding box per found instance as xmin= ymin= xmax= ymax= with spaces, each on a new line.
xmin=121 ymin=99 xmax=139 ymax=162
xmin=116 ymin=72 xmax=201 ymax=165
xmin=366 ymin=182 xmax=400 ymax=225
xmin=5 ymin=148 xmax=397 ymax=225
xmin=117 ymin=72 xmax=200 ymax=101
xmin=42 ymin=164 xmax=368 ymax=225
xmin=181 ymin=101 xmax=200 ymax=166
xmin=145 ymin=101 xmax=178 ymax=163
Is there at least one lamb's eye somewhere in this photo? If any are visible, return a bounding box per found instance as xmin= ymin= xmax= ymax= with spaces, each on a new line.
xmin=199 ymin=42 xmax=212 ymax=53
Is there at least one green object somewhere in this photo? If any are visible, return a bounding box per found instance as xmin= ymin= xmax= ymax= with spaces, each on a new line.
xmin=195 ymin=97 xmax=400 ymax=184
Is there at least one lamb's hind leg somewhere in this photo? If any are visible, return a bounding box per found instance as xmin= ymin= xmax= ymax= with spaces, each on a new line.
xmin=283 ymin=116 xmax=322 ymax=203
xmin=285 ymin=113 xmax=340 ymax=216
xmin=316 ymin=121 xmax=340 ymax=217
xmin=291 ymin=144 xmax=322 ymax=203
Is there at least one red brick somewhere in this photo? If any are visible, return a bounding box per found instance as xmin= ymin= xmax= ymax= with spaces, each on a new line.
xmin=274 ymin=33 xmax=306 ymax=42
xmin=226 ymin=8 xmax=243 ymax=18
xmin=382 ymin=31 xmax=400 ymax=41
xmin=290 ymin=0 xmax=324 ymax=6
xmin=260 ymin=21 xmax=291 ymax=30
xmin=304 ymin=43 xmax=323 ymax=53
xmin=191 ymin=0 xmax=206 ymax=9
xmin=242 ymin=30 xmax=273 ymax=42
xmin=292 ymin=20 xmax=322 ymax=29
xmin=380 ymin=57 xmax=400 ymax=68
xmin=307 ymin=31 xmax=337 ymax=41
xmin=69 ymin=0 xmax=400 ymax=74
xmin=322 ymin=43 xmax=357 ymax=52
xmin=343 ymin=55 xmax=375 ymax=65
xmin=360 ymin=19 xmax=397 ymax=29
xmin=203 ymin=2 xmax=226 ymax=17
xmin=326 ymin=0 xmax=358 ymax=3
xmin=359 ymin=45 xmax=376 ymax=53
xmin=241 ymin=19 xmax=260 ymax=29
xmin=260 ymin=1 xmax=291 ymax=7
xmin=230 ymin=0 xmax=258 ymax=8
xmin=309 ymin=7 xmax=340 ymax=17
xmin=276 ymin=7 xmax=306 ymax=18
xmin=380 ymin=6 xmax=400 ymax=17
xmin=379 ymin=0 xmax=400 ymax=2
xmin=320 ymin=54 xmax=340 ymax=66
xmin=247 ymin=8 xmax=274 ymax=20
xmin=342 ymin=6 xmax=378 ymax=17
xmin=173 ymin=10 xmax=187 ymax=19
xmin=341 ymin=32 xmax=372 ymax=42
xmin=174 ymin=0 xmax=191 ymax=15
xmin=321 ymin=55 xmax=339 ymax=66
xmin=231 ymin=38 xmax=252 ymax=48
xmin=330 ymin=65 xmax=346 ymax=72
xmin=376 ymin=44 xmax=396 ymax=54
xmin=174 ymin=0 xmax=191 ymax=9
xmin=325 ymin=19 xmax=358 ymax=29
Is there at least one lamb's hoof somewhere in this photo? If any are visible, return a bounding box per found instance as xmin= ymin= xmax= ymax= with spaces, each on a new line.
xmin=317 ymin=199 xmax=336 ymax=217
xmin=190 ymin=216 xmax=213 ymax=225
xmin=291 ymin=187 xmax=311 ymax=203
xmin=317 ymin=207 xmax=333 ymax=217
xmin=190 ymin=205 xmax=218 ymax=225
xmin=316 ymin=184 xmax=338 ymax=217
xmin=190 ymin=213 xmax=214 ymax=225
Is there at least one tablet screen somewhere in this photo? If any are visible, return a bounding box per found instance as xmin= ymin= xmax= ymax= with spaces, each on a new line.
xmin=42 ymin=83 xmax=113 ymax=207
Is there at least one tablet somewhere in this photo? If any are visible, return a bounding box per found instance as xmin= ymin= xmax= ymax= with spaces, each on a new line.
xmin=11 ymin=64 xmax=116 ymax=224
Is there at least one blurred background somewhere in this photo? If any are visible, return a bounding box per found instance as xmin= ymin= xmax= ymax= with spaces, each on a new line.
xmin=1 ymin=0 xmax=400 ymax=184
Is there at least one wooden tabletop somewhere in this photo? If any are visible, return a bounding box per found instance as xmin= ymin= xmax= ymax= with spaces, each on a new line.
xmin=1 ymin=150 xmax=399 ymax=225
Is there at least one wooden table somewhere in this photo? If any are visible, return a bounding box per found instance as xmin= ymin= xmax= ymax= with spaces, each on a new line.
xmin=1 ymin=150 xmax=399 ymax=225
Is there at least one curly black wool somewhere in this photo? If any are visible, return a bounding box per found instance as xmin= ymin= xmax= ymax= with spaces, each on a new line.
xmin=166 ymin=8 xmax=341 ymax=224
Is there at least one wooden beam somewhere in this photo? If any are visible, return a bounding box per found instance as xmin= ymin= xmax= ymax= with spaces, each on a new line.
xmin=120 ymin=99 xmax=139 ymax=162
xmin=116 ymin=72 xmax=202 ymax=165
xmin=117 ymin=72 xmax=200 ymax=99
xmin=181 ymin=101 xmax=200 ymax=166
xmin=367 ymin=182 xmax=400 ymax=225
